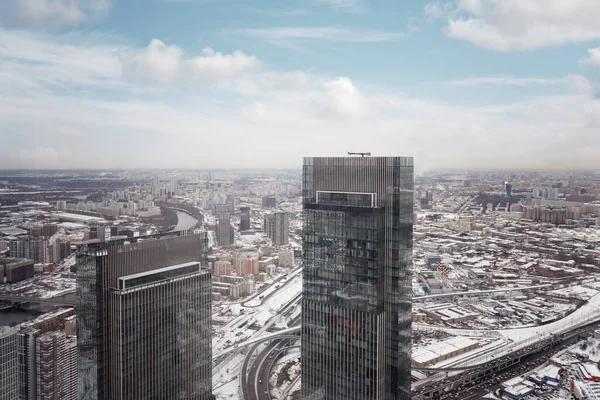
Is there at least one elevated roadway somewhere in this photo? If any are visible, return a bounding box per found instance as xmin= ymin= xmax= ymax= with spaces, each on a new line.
xmin=0 ymin=294 xmax=75 ymax=307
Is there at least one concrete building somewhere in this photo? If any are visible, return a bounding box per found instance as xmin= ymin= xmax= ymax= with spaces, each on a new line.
xmin=76 ymin=232 xmax=213 ymax=399
xmin=273 ymin=212 xmax=289 ymax=246
xmin=17 ymin=308 xmax=77 ymax=400
xmin=0 ymin=326 xmax=19 ymax=400
xmin=262 ymin=195 xmax=277 ymax=208
xmin=301 ymin=156 xmax=414 ymax=400
xmin=0 ymin=257 xmax=35 ymax=283
xmin=278 ymin=249 xmax=294 ymax=268
xmin=36 ymin=331 xmax=77 ymax=400
xmin=9 ymin=237 xmax=50 ymax=263
xmin=264 ymin=212 xmax=274 ymax=239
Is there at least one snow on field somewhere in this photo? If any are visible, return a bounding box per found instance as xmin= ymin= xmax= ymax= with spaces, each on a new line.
xmin=548 ymin=285 xmax=599 ymax=300
xmin=502 ymin=291 xmax=600 ymax=343
xmin=245 ymin=268 xmax=302 ymax=308
xmin=568 ymin=338 xmax=600 ymax=363
xmin=269 ymin=350 xmax=301 ymax=400
xmin=262 ymin=275 xmax=302 ymax=312
xmin=213 ymin=377 xmax=240 ymax=400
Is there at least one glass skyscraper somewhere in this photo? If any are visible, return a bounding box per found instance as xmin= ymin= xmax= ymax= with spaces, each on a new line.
xmin=76 ymin=231 xmax=212 ymax=400
xmin=301 ymin=156 xmax=413 ymax=400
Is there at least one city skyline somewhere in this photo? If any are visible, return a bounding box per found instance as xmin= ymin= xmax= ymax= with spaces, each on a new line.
xmin=1 ymin=2 xmax=600 ymax=170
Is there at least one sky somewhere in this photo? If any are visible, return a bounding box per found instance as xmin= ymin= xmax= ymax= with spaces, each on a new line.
xmin=0 ymin=0 xmax=599 ymax=172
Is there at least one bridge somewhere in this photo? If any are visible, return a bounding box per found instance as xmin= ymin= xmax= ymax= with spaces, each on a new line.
xmin=0 ymin=295 xmax=76 ymax=307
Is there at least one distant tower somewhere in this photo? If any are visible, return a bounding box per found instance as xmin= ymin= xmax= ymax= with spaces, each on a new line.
xmin=505 ymin=182 xmax=512 ymax=201
xmin=239 ymin=207 xmax=250 ymax=231
xmin=273 ymin=212 xmax=288 ymax=246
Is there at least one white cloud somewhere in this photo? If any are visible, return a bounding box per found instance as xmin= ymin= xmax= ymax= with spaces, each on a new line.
xmin=1 ymin=28 xmax=599 ymax=171
xmin=447 ymin=76 xmax=561 ymax=86
xmin=315 ymin=0 xmax=363 ymax=13
xmin=237 ymin=27 xmax=407 ymax=44
xmin=0 ymin=29 xmax=122 ymax=93
xmin=430 ymin=0 xmax=600 ymax=51
xmin=580 ymin=47 xmax=600 ymax=69
xmin=0 ymin=0 xmax=111 ymax=28
xmin=446 ymin=74 xmax=598 ymax=95
xmin=119 ymin=39 xmax=261 ymax=84
xmin=564 ymin=74 xmax=595 ymax=95
xmin=323 ymin=77 xmax=371 ymax=119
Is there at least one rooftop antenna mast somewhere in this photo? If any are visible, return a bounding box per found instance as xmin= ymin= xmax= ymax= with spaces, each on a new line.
xmin=347 ymin=152 xmax=371 ymax=157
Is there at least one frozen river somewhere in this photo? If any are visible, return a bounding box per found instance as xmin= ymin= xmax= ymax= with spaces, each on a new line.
xmin=171 ymin=211 xmax=198 ymax=231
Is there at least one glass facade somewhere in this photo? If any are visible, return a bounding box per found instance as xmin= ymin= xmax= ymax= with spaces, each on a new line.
xmin=301 ymin=157 xmax=413 ymax=400
xmin=76 ymin=231 xmax=212 ymax=400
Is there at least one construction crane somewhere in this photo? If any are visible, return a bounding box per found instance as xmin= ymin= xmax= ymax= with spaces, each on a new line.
xmin=347 ymin=152 xmax=371 ymax=157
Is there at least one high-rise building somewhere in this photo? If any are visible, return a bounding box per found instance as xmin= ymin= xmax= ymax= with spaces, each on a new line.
xmin=36 ymin=330 xmax=77 ymax=400
xmin=273 ymin=212 xmax=288 ymax=246
xmin=9 ymin=237 xmax=49 ymax=263
xmin=263 ymin=212 xmax=274 ymax=239
xmin=505 ymin=182 xmax=512 ymax=200
xmin=239 ymin=207 xmax=250 ymax=231
xmin=226 ymin=194 xmax=235 ymax=213
xmin=216 ymin=211 xmax=233 ymax=246
xmin=262 ymin=195 xmax=277 ymax=208
xmin=76 ymin=231 xmax=213 ymax=399
xmin=17 ymin=310 xmax=77 ymax=400
xmin=301 ymin=156 xmax=414 ymax=400
xmin=0 ymin=326 xmax=19 ymax=400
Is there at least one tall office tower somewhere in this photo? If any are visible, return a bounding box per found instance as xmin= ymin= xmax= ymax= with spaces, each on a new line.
xmin=216 ymin=211 xmax=233 ymax=246
xmin=76 ymin=231 xmax=213 ymax=400
xmin=301 ymin=156 xmax=413 ymax=400
xmin=239 ymin=207 xmax=250 ymax=231
xmin=505 ymin=182 xmax=512 ymax=200
xmin=0 ymin=326 xmax=19 ymax=400
xmin=273 ymin=212 xmax=289 ymax=246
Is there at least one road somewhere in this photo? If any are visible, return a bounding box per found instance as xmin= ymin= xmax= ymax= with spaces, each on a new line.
xmin=415 ymin=323 xmax=597 ymax=400
xmin=242 ymin=312 xmax=302 ymax=400
xmin=246 ymin=340 xmax=287 ymax=400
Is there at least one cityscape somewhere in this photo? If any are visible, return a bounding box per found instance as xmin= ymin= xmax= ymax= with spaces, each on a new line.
xmin=2 ymin=1 xmax=600 ymax=399
xmin=1 ymin=166 xmax=600 ymax=399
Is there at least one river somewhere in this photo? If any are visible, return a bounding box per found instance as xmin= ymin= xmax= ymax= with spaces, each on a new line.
xmin=171 ymin=211 xmax=199 ymax=232
xmin=0 ymin=292 xmax=76 ymax=327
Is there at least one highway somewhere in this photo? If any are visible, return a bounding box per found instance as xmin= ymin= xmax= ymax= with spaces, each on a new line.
xmin=246 ymin=339 xmax=298 ymax=400
xmin=241 ymin=301 xmax=302 ymax=400
xmin=0 ymin=294 xmax=76 ymax=307
xmin=412 ymin=321 xmax=599 ymax=399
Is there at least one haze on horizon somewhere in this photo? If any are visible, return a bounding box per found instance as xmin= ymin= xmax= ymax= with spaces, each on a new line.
xmin=1 ymin=0 xmax=599 ymax=172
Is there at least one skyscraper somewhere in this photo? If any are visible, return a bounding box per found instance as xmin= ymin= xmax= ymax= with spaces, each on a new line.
xmin=301 ymin=156 xmax=413 ymax=400
xmin=239 ymin=207 xmax=250 ymax=231
xmin=76 ymin=231 xmax=212 ymax=399
xmin=273 ymin=212 xmax=289 ymax=246
xmin=216 ymin=210 xmax=233 ymax=246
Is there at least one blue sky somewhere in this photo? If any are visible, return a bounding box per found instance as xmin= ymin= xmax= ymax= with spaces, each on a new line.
xmin=1 ymin=0 xmax=600 ymax=171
